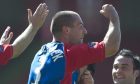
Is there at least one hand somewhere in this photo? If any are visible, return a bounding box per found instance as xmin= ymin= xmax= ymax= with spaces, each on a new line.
xmin=28 ymin=3 xmax=49 ymax=30
xmin=0 ymin=26 xmax=13 ymax=45
xmin=100 ymin=4 xmax=119 ymax=21
xmin=78 ymin=70 xmax=94 ymax=84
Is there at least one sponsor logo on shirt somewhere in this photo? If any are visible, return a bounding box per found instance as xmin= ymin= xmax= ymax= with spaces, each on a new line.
xmin=88 ymin=42 xmax=96 ymax=48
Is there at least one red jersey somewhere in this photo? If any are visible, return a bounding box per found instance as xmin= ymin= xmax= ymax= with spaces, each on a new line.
xmin=61 ymin=42 xmax=105 ymax=83
xmin=0 ymin=44 xmax=13 ymax=65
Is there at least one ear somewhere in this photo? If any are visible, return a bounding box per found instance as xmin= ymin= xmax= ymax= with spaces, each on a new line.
xmin=134 ymin=70 xmax=140 ymax=78
xmin=62 ymin=26 xmax=70 ymax=34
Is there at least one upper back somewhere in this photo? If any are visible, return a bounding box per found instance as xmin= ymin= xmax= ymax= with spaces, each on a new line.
xmin=28 ymin=41 xmax=66 ymax=84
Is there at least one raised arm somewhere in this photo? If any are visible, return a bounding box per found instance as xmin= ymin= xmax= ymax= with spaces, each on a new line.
xmin=100 ymin=4 xmax=121 ymax=57
xmin=11 ymin=3 xmax=49 ymax=58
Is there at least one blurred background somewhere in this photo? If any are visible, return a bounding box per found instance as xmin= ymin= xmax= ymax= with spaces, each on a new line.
xmin=0 ymin=0 xmax=140 ymax=84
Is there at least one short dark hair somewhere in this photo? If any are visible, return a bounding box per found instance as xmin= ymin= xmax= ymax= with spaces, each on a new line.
xmin=87 ymin=64 xmax=96 ymax=75
xmin=115 ymin=49 xmax=140 ymax=70
xmin=50 ymin=11 xmax=79 ymax=36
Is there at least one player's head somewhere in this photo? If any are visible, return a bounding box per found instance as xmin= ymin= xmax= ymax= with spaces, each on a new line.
xmin=50 ymin=11 xmax=87 ymax=44
xmin=112 ymin=49 xmax=140 ymax=84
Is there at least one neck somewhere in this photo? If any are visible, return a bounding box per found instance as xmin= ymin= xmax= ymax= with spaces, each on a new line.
xmin=52 ymin=36 xmax=70 ymax=44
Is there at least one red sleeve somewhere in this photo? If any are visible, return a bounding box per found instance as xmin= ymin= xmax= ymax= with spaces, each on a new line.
xmin=0 ymin=44 xmax=13 ymax=65
xmin=65 ymin=41 xmax=105 ymax=72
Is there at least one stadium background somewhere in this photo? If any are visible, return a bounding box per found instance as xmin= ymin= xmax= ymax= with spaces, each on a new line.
xmin=0 ymin=0 xmax=140 ymax=84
